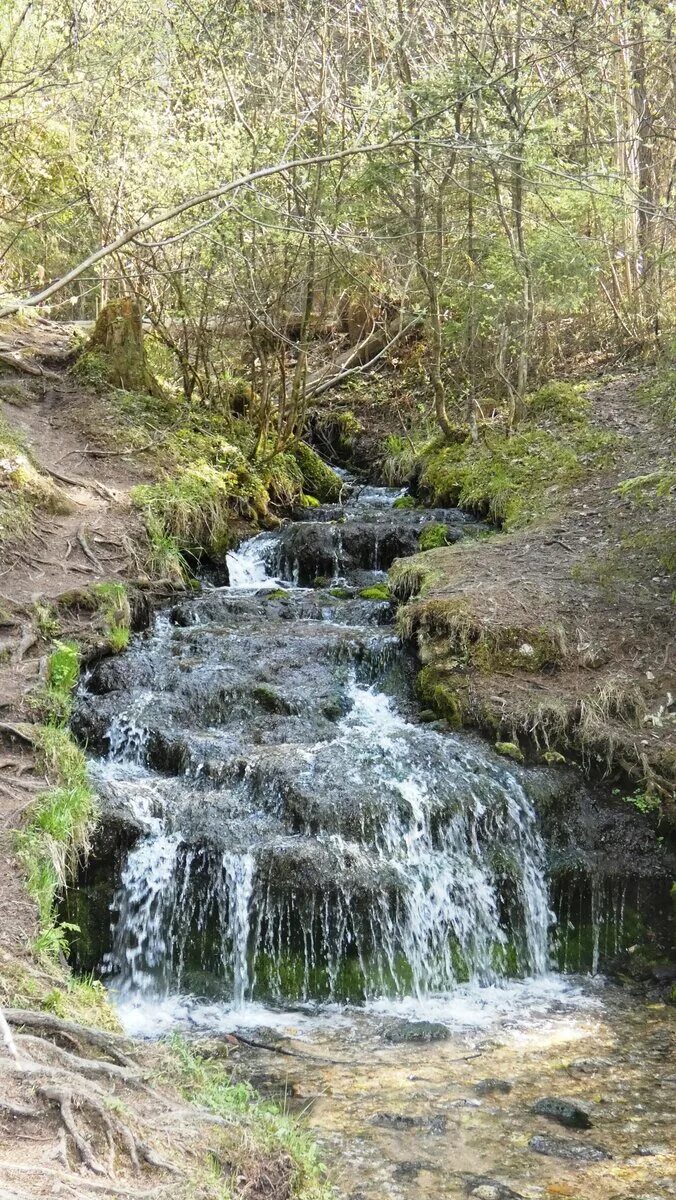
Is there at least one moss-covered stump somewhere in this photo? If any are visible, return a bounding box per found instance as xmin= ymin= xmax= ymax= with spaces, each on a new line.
xmin=79 ymin=297 xmax=163 ymax=397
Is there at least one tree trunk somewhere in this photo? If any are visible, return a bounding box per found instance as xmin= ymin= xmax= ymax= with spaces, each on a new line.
xmin=86 ymin=297 xmax=163 ymax=398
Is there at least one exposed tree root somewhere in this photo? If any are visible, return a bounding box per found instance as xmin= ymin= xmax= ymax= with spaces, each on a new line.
xmin=0 ymin=1003 xmax=182 ymax=1182
xmin=3 ymin=1008 xmax=137 ymax=1067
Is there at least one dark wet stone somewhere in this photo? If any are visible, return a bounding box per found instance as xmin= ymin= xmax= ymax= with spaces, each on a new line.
xmin=428 ymin=1114 xmax=448 ymax=1133
xmin=568 ymin=1057 xmax=612 ymax=1074
xmin=528 ymin=1134 xmax=609 ymax=1161
xmin=383 ymin=1020 xmax=451 ymax=1043
xmin=474 ymin=1078 xmax=512 ymax=1095
xmin=449 ymin=1098 xmax=481 ymax=1108
xmin=372 ymin=1113 xmax=422 ymax=1129
xmin=464 ymin=1177 xmax=522 ymax=1199
xmin=533 ymin=1096 xmax=592 ymax=1129
xmin=393 ymin=1160 xmax=435 ymax=1181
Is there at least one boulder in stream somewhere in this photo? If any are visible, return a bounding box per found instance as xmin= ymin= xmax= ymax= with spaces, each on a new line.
xmin=533 ymin=1096 xmax=593 ymax=1129
xmin=464 ymin=1177 xmax=523 ymax=1199
xmin=528 ymin=1134 xmax=609 ymax=1161
xmin=473 ymin=1078 xmax=512 ymax=1095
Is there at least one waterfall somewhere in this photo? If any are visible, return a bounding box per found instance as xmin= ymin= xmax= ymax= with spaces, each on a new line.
xmin=78 ymin=475 xmax=653 ymax=1025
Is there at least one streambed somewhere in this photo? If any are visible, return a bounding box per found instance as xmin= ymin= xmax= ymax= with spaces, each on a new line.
xmin=65 ymin=479 xmax=674 ymax=1199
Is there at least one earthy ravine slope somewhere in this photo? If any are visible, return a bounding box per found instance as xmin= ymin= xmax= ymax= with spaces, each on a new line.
xmin=0 ymin=321 xmax=328 ymax=1200
xmin=388 ymin=373 xmax=675 ymax=811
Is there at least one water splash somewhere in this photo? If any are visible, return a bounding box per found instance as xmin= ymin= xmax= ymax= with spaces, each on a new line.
xmin=226 ymin=533 xmax=280 ymax=589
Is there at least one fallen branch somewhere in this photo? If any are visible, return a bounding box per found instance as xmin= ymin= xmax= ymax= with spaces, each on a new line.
xmin=0 ymin=350 xmax=60 ymax=380
xmin=0 ymin=135 xmax=416 ymax=321
xmin=306 ymin=317 xmax=422 ymax=399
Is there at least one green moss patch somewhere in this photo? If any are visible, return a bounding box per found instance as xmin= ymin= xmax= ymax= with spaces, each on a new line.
xmin=495 ymin=740 xmax=525 ymax=763
xmin=420 ymin=423 xmax=615 ymax=529
xmin=359 ymin=583 xmax=390 ymax=601
xmin=417 ymin=666 xmax=467 ymax=728
xmin=418 ymin=522 xmax=450 ymax=551
xmin=291 ymin=441 xmax=343 ymax=502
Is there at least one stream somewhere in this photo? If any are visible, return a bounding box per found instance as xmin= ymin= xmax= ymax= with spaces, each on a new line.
xmin=66 ymin=479 xmax=674 ymax=1200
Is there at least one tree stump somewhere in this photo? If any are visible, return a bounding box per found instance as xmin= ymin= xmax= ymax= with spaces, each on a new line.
xmin=86 ymin=297 xmax=163 ymax=397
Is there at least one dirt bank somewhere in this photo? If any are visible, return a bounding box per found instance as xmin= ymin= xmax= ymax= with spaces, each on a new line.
xmin=385 ymin=373 xmax=675 ymax=812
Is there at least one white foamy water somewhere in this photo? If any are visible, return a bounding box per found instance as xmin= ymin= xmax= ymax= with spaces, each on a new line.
xmin=111 ymin=971 xmax=597 ymax=1041
xmin=226 ymin=533 xmax=281 ymax=589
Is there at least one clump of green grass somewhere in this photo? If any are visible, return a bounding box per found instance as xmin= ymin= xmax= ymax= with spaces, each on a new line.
xmin=16 ymin=724 xmax=96 ymax=941
xmin=33 ymin=601 xmax=61 ymax=638
xmin=164 ymin=1037 xmax=332 ymax=1200
xmin=419 ymin=522 xmax=450 ymax=551
xmin=92 ymin=582 xmax=131 ymax=652
xmin=29 ymin=640 xmax=80 ymax=723
xmin=132 ymin=445 xmax=270 ymax=565
xmin=382 ymin=435 xmax=423 ymax=486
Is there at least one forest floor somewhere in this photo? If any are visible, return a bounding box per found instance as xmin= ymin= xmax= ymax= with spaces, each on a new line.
xmin=0 ymin=320 xmax=327 ymax=1200
xmin=386 ymin=370 xmax=675 ymax=811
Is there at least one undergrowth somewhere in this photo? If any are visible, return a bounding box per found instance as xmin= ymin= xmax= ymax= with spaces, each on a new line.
xmin=16 ymin=642 xmax=97 ymax=958
xmin=0 ymin=411 xmax=73 ymax=543
xmin=382 ymin=381 xmax=615 ymax=529
xmin=163 ymin=1036 xmax=332 ymax=1200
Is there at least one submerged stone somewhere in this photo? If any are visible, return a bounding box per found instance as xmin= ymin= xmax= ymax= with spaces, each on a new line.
xmin=383 ymin=1020 xmax=451 ymax=1044
xmin=473 ymin=1078 xmax=512 ymax=1095
xmin=528 ymin=1134 xmax=609 ymax=1161
xmin=464 ymin=1177 xmax=522 ymax=1199
xmin=533 ymin=1096 xmax=592 ymax=1129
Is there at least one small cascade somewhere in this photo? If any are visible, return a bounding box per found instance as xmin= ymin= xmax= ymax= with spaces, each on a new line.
xmin=226 ymin=533 xmax=280 ymax=589
xmin=95 ymin=675 xmax=554 ymax=1007
xmin=106 ymin=833 xmax=181 ymax=995
xmin=106 ymin=712 xmax=149 ymax=766
xmin=68 ymin=473 xmax=672 ymax=1027
xmin=223 ymin=853 xmax=256 ymax=1007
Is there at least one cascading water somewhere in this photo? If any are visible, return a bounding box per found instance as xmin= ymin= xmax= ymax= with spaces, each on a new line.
xmin=67 ymin=477 xmax=669 ymax=1032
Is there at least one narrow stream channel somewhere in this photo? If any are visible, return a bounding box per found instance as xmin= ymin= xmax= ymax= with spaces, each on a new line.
xmin=66 ymin=479 xmax=674 ymax=1200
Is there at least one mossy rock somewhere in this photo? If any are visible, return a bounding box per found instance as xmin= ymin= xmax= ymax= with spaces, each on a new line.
xmin=541 ymin=750 xmax=567 ymax=765
xmin=418 ymin=522 xmax=449 ymax=551
xmin=417 ymin=666 xmax=466 ymax=728
xmin=527 ymin=381 xmax=590 ymax=423
xmin=79 ymin=298 xmax=163 ymax=398
xmin=329 ymin=587 xmax=352 ymax=600
xmin=251 ymin=684 xmax=295 ymax=714
xmin=359 ymin=584 xmax=390 ymax=601
xmin=393 ymin=494 xmax=418 ymax=510
xmin=291 ymin=441 xmax=343 ymax=503
xmin=495 ymin=741 xmax=525 ymax=763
